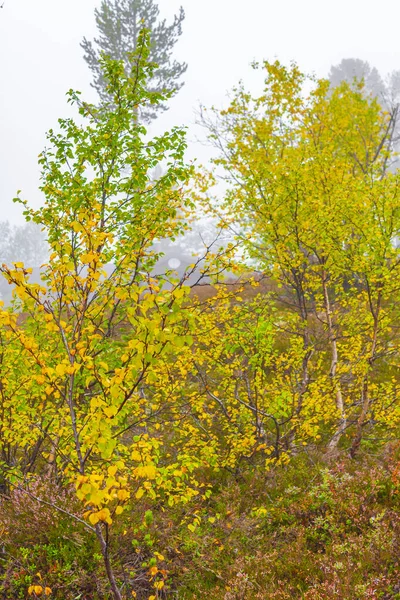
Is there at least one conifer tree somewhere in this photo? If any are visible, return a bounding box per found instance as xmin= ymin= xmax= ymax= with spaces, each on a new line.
xmin=81 ymin=0 xmax=187 ymax=122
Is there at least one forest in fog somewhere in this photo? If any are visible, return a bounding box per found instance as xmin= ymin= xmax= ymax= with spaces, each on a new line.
xmin=0 ymin=1 xmax=399 ymax=599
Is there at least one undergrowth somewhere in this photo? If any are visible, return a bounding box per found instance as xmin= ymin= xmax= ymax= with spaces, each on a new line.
xmin=0 ymin=445 xmax=399 ymax=599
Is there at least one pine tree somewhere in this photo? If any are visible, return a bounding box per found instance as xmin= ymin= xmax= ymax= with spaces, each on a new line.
xmin=81 ymin=0 xmax=187 ymax=122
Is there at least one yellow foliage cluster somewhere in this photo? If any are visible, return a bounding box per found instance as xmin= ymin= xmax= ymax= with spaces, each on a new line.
xmin=1 ymin=41 xmax=400 ymax=600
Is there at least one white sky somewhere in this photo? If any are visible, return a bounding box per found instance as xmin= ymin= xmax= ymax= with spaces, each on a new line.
xmin=1 ymin=0 xmax=400 ymax=223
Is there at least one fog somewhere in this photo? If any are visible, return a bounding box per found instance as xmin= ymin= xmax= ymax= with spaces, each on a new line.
xmin=1 ymin=0 xmax=400 ymax=275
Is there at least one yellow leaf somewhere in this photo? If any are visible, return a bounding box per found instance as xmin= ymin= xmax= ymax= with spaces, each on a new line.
xmin=154 ymin=580 xmax=164 ymax=590
xmin=81 ymin=253 xmax=94 ymax=264
xmin=110 ymin=385 xmax=121 ymax=399
xmin=71 ymin=221 xmax=83 ymax=233
xmin=55 ymin=364 xmax=66 ymax=377
xmin=97 ymin=508 xmax=112 ymax=525
xmin=154 ymin=552 xmax=164 ymax=561
xmin=117 ymin=489 xmax=129 ymax=501
xmin=141 ymin=465 xmax=156 ymax=479
xmin=89 ymin=512 xmax=100 ymax=525
xmin=173 ymin=287 xmax=185 ymax=299
xmin=104 ymin=406 xmax=117 ymax=418
xmin=135 ymin=488 xmax=145 ymax=499
xmin=131 ymin=450 xmax=141 ymax=462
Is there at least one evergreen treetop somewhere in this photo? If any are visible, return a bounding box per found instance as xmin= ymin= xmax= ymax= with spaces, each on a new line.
xmin=81 ymin=0 xmax=187 ymax=122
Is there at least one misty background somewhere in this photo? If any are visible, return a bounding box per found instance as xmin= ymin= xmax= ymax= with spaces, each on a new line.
xmin=1 ymin=0 xmax=400 ymax=303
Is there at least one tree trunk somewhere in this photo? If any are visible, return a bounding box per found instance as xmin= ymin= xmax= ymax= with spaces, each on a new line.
xmin=322 ymin=273 xmax=346 ymax=452
xmin=95 ymin=523 xmax=123 ymax=600
xmin=350 ymin=290 xmax=381 ymax=458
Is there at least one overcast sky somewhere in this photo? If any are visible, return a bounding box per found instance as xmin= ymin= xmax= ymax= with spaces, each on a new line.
xmin=1 ymin=0 xmax=400 ymax=224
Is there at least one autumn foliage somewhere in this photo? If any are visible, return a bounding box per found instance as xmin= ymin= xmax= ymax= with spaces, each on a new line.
xmin=0 ymin=34 xmax=399 ymax=599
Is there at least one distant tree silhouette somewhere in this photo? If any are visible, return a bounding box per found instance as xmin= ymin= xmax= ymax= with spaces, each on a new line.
xmin=329 ymin=58 xmax=386 ymax=100
xmin=0 ymin=221 xmax=48 ymax=267
xmin=81 ymin=0 xmax=187 ymax=122
xmin=328 ymin=58 xmax=400 ymax=169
